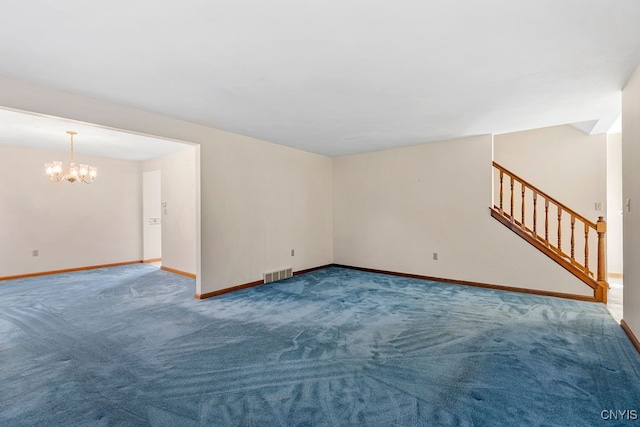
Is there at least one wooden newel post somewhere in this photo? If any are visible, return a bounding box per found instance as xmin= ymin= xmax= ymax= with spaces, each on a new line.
xmin=596 ymin=216 xmax=608 ymax=303
xmin=596 ymin=216 xmax=606 ymax=282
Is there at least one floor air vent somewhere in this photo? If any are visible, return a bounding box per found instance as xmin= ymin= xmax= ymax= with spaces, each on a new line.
xmin=264 ymin=267 xmax=293 ymax=284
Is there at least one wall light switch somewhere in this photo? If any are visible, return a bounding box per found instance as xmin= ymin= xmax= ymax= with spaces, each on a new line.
xmin=626 ymin=198 xmax=631 ymax=212
xmin=433 ymin=252 xmax=438 ymax=261
xmin=32 ymin=250 xmax=39 ymax=257
xmin=595 ymin=202 xmax=602 ymax=211
xmin=291 ymin=249 xmax=295 ymax=256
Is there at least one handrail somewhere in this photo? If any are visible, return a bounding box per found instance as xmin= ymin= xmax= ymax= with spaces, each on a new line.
xmin=493 ymin=162 xmax=595 ymax=227
xmin=491 ymin=161 xmax=608 ymax=302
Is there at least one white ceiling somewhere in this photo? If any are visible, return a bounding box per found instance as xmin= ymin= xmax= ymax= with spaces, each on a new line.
xmin=0 ymin=0 xmax=639 ymax=157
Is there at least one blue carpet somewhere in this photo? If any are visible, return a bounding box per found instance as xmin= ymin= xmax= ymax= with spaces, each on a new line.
xmin=1 ymin=265 xmax=639 ymax=426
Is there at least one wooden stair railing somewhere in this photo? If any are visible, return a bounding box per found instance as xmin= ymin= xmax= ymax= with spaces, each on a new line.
xmin=490 ymin=161 xmax=608 ymax=303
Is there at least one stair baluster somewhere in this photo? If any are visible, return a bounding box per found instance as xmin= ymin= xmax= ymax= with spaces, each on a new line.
xmin=499 ymin=170 xmax=504 ymax=214
xmin=584 ymin=224 xmax=589 ymax=274
xmin=570 ymin=215 xmax=575 ymax=262
xmin=510 ymin=177 xmax=514 ymax=224
xmin=545 ymin=199 xmax=549 ymax=246
xmin=533 ymin=192 xmax=537 ymax=236
xmin=557 ymin=208 xmax=562 ymax=252
xmin=521 ymin=184 xmax=526 ymax=229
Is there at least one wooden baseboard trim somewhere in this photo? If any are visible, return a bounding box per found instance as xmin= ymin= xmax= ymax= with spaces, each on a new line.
xmin=294 ymin=264 xmax=334 ymax=276
xmin=621 ymin=320 xmax=640 ymax=355
xmin=608 ymin=273 xmax=623 ymax=279
xmin=195 ymin=264 xmax=334 ymax=300
xmin=192 ymin=263 xmax=597 ymax=303
xmin=195 ymin=279 xmax=263 ymax=299
xmin=333 ymin=264 xmax=598 ymax=303
xmin=161 ymin=266 xmax=196 ymax=279
xmin=144 ymin=258 xmax=162 ymax=264
xmin=0 ymin=260 xmax=144 ymax=281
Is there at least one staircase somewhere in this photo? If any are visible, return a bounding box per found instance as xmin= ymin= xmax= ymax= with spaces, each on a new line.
xmin=490 ymin=162 xmax=608 ymax=303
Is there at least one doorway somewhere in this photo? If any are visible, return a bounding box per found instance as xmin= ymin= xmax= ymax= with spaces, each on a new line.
xmin=606 ymin=131 xmax=623 ymax=322
xmin=143 ymin=170 xmax=162 ymax=266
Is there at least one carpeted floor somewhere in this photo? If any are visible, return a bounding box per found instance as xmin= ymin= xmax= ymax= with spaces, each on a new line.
xmin=1 ymin=265 xmax=639 ymax=426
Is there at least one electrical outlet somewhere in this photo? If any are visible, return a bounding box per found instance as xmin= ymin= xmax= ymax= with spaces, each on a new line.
xmin=291 ymin=249 xmax=295 ymax=256
xmin=433 ymin=252 xmax=438 ymax=261
xmin=595 ymin=202 xmax=602 ymax=211
xmin=32 ymin=249 xmax=39 ymax=257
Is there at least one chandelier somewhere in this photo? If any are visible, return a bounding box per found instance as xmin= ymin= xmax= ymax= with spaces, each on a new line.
xmin=45 ymin=131 xmax=97 ymax=183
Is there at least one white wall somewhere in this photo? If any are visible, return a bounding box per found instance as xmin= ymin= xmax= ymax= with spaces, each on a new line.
xmin=622 ymin=65 xmax=640 ymax=337
xmin=606 ymin=133 xmax=623 ymax=275
xmin=0 ymin=76 xmax=592 ymax=300
xmin=160 ymin=148 xmax=197 ymax=275
xmin=0 ymin=76 xmax=334 ymax=295
xmin=333 ymin=135 xmax=592 ymax=297
xmin=0 ymin=143 xmax=142 ymax=277
xmin=142 ymin=170 xmax=162 ymax=261
xmin=199 ymin=134 xmax=333 ymax=293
